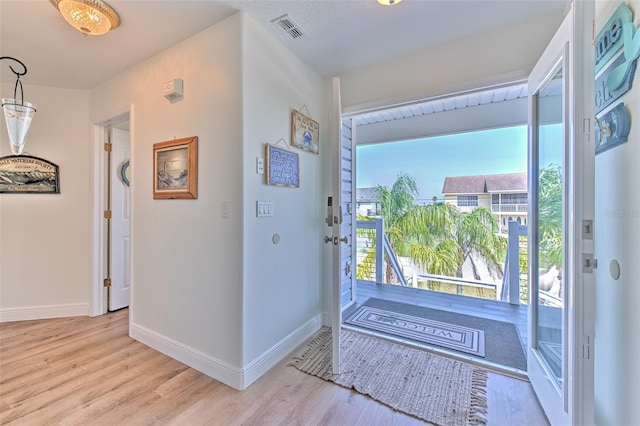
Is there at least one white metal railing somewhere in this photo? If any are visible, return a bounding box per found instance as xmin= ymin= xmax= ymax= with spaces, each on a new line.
xmin=491 ymin=204 xmax=528 ymax=213
xmin=356 ymin=218 xmax=501 ymax=294
xmin=408 ymin=273 xmax=496 ymax=291
xmin=357 ymin=218 xmax=407 ymax=286
xmin=356 ymin=218 xmax=529 ymax=306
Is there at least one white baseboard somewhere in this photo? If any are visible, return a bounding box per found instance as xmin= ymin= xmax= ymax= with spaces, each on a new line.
xmin=0 ymin=303 xmax=89 ymax=322
xmin=322 ymin=311 xmax=331 ymax=327
xmin=130 ymin=322 xmax=244 ymax=390
xmin=241 ymin=314 xmax=321 ymax=389
xmin=130 ymin=314 xmax=322 ymax=391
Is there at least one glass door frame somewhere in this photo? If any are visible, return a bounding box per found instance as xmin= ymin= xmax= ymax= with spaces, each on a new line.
xmin=527 ymin=1 xmax=595 ymax=424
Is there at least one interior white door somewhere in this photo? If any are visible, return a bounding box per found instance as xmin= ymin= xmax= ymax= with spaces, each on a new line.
xmin=329 ymin=77 xmax=357 ymax=374
xmin=109 ymin=127 xmax=131 ymax=311
xmin=527 ymin=1 xmax=594 ymax=424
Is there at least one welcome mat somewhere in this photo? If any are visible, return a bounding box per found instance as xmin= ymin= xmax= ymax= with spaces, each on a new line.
xmin=346 ymin=298 xmax=527 ymax=370
xmin=346 ymin=305 xmax=485 ymax=357
xmin=290 ymin=327 xmax=488 ymax=425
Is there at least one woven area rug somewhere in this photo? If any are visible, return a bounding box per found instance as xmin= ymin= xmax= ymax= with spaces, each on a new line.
xmin=289 ymin=327 xmax=488 ymax=426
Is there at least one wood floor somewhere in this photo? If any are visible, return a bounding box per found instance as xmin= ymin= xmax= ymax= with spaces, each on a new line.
xmin=0 ymin=310 xmax=548 ymax=425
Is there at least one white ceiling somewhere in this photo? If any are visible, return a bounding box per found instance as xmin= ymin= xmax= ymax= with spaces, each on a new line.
xmin=1 ymin=0 xmax=569 ymax=91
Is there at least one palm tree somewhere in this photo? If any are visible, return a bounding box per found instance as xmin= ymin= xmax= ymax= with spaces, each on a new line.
xmin=371 ymin=175 xmax=506 ymax=292
xmin=376 ymin=174 xmax=420 ymax=282
xmin=538 ymin=163 xmax=563 ymax=267
xmin=449 ymin=206 xmax=506 ymax=280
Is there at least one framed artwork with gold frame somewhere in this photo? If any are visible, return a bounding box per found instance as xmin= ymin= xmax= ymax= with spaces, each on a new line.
xmin=153 ymin=136 xmax=198 ymax=199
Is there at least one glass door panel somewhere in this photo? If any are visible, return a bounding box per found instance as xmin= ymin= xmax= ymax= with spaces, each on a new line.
xmin=535 ymin=65 xmax=565 ymax=387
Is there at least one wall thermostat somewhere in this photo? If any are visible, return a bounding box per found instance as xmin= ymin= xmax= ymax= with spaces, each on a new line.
xmin=163 ymin=79 xmax=183 ymax=102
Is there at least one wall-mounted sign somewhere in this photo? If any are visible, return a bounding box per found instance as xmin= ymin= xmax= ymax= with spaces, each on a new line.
xmin=595 ymin=3 xmax=632 ymax=74
xmin=291 ymin=109 xmax=319 ymax=155
xmin=594 ymin=2 xmax=639 ymax=155
xmin=595 ymin=52 xmax=637 ymax=114
xmin=0 ymin=155 xmax=60 ymax=194
xmin=266 ymin=143 xmax=299 ymax=188
xmin=595 ymin=103 xmax=631 ymax=155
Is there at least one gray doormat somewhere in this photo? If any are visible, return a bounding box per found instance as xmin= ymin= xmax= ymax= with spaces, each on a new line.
xmin=345 ymin=298 xmax=527 ymax=370
xmin=346 ymin=305 xmax=485 ymax=357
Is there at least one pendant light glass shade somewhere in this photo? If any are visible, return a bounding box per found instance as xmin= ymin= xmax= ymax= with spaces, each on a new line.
xmin=50 ymin=0 xmax=120 ymax=36
xmin=377 ymin=0 xmax=402 ymax=5
xmin=2 ymin=98 xmax=36 ymax=155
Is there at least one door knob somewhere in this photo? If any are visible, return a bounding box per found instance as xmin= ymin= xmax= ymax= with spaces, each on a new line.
xmin=323 ymin=236 xmax=332 ymax=244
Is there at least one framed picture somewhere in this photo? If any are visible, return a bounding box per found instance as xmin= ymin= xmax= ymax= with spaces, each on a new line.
xmin=153 ymin=136 xmax=198 ymax=199
xmin=0 ymin=155 xmax=60 ymax=194
xmin=291 ymin=109 xmax=319 ymax=154
xmin=266 ymin=143 xmax=299 ymax=188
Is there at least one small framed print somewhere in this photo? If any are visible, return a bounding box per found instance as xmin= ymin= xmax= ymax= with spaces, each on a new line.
xmin=291 ymin=109 xmax=319 ymax=154
xmin=153 ymin=136 xmax=198 ymax=199
xmin=265 ymin=144 xmax=299 ymax=188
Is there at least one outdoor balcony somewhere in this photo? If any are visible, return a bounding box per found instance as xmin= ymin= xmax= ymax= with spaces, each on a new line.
xmin=491 ymin=203 xmax=528 ymax=213
xmin=353 ymin=218 xmax=530 ymax=373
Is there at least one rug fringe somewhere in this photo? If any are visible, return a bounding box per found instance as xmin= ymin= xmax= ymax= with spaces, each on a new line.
xmin=467 ymin=368 xmax=489 ymax=425
xmin=288 ymin=327 xmax=331 ymax=368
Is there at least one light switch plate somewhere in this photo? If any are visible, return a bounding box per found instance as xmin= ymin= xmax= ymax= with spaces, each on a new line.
xmin=256 ymin=201 xmax=273 ymax=217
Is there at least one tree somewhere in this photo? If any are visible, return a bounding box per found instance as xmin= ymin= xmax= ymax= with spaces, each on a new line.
xmin=538 ymin=163 xmax=563 ymax=267
xmin=449 ymin=206 xmax=506 ymax=280
xmin=371 ymin=174 xmax=506 ymax=289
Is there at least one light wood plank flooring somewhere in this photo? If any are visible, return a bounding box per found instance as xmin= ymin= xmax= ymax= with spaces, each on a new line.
xmin=0 ymin=310 xmax=548 ymax=425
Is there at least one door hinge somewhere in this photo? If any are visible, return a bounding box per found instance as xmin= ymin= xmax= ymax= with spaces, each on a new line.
xmin=583 ymin=335 xmax=591 ymax=359
xmin=582 ymin=219 xmax=594 ymax=240
xmin=104 ymin=143 xmax=112 ymax=152
xmin=583 ymin=253 xmax=598 ymax=273
xmin=103 ymin=278 xmax=112 ymax=287
xmin=104 ymin=210 xmax=112 ymax=219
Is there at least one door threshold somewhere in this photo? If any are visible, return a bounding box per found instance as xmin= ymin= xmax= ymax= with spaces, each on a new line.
xmin=342 ymin=323 xmax=529 ymax=381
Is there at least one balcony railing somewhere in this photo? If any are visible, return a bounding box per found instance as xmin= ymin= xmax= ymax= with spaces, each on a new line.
xmin=356 ymin=218 xmax=524 ymax=304
xmin=491 ymin=203 xmax=528 ymax=213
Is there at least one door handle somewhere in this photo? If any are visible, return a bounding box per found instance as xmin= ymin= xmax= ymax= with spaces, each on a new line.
xmin=323 ymin=236 xmax=348 ymax=245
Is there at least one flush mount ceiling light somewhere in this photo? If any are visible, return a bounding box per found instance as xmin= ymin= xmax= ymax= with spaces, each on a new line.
xmin=50 ymin=0 xmax=120 ymax=36
xmin=377 ymin=0 xmax=403 ymax=5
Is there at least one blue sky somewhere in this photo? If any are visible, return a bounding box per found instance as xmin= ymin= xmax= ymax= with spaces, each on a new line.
xmin=356 ymin=126 xmax=528 ymax=201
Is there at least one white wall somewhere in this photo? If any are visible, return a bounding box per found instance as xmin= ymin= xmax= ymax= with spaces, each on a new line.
xmin=0 ymin=84 xmax=91 ymax=321
xmin=594 ymin=2 xmax=640 ymax=424
xmin=90 ymin=14 xmax=245 ymax=376
xmin=241 ymin=14 xmax=326 ymax=370
xmin=339 ymin=11 xmax=564 ymax=111
xmin=88 ymin=12 xmax=328 ymax=389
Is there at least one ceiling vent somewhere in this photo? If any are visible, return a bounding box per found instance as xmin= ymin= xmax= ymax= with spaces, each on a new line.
xmin=271 ymin=14 xmax=304 ymax=39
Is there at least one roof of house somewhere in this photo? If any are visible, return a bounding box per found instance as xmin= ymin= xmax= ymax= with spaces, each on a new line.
xmin=356 ymin=187 xmax=380 ymax=202
xmin=442 ymin=172 xmax=527 ymax=195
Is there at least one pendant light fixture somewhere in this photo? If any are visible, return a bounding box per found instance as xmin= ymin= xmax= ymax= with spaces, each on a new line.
xmin=50 ymin=0 xmax=120 ymax=36
xmin=377 ymin=0 xmax=403 ymax=5
xmin=1 ymin=57 xmax=36 ymax=156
